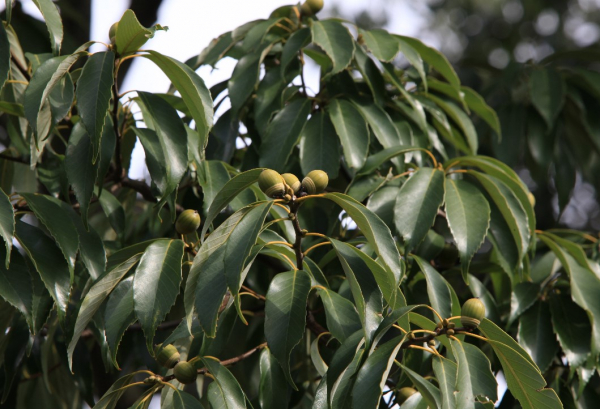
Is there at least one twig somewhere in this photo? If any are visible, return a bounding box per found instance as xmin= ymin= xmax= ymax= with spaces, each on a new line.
xmin=0 ymin=153 xmax=28 ymax=164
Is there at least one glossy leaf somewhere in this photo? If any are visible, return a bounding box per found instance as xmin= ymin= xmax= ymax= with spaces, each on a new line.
xmin=299 ymin=110 xmax=340 ymax=178
xmin=173 ymin=390 xmax=205 ymax=409
xmin=0 ymin=248 xmax=33 ymax=331
xmin=115 ymin=9 xmax=164 ymax=56
xmin=65 ymin=123 xmax=97 ymax=225
xmin=394 ymin=168 xmax=445 ymax=251
xmin=0 ymin=22 xmax=9 ymax=91
xmin=450 ymin=340 xmax=476 ymax=409
xmin=328 ymin=98 xmax=369 ymax=170
xmin=401 ymin=364 xmax=443 ymax=409
xmin=461 ymin=86 xmax=501 ymax=135
xmin=445 ymin=179 xmax=490 ymax=280
xmin=479 ymin=318 xmax=537 ymax=368
xmin=358 ymin=145 xmax=419 ymax=176
xmin=352 ymin=100 xmax=401 ymax=153
xmin=311 ymin=20 xmax=355 ymax=74
xmin=67 ymin=254 xmax=140 ymax=369
xmin=459 ymin=342 xmax=498 ymax=401
xmin=280 ymin=27 xmax=310 ymax=74
xmin=264 ymin=269 xmax=311 ymax=388
xmin=518 ymin=301 xmax=559 ymax=372
xmin=413 ymin=255 xmax=452 ymax=320
xmin=32 ymin=0 xmax=63 ymax=55
xmin=360 ymin=28 xmax=400 ymax=62
xmin=228 ymin=49 xmax=263 ymax=116
xmin=508 ymin=282 xmax=540 ymax=325
xmin=259 ymin=348 xmax=289 ymax=409
xmin=104 ymin=276 xmax=136 ymax=368
xmin=0 ymin=188 xmax=14 ymax=268
xmin=202 ymin=356 xmax=247 ymax=409
xmin=549 ymin=294 xmax=591 ymax=368
xmin=432 ymin=356 xmax=457 ymax=409
xmin=319 ymin=288 xmax=362 ymax=342
xmin=529 ymin=67 xmax=565 ymax=129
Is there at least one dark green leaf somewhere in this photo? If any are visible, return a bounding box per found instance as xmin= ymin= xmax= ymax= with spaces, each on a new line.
xmin=425 ymin=94 xmax=478 ymax=153
xmin=328 ymin=99 xmax=369 ymax=170
xmin=173 ymin=390 xmax=205 ymax=409
xmin=98 ymin=189 xmax=125 ymax=236
xmin=529 ymin=67 xmax=565 ymax=129
xmin=299 ymin=110 xmax=340 ymax=178
xmin=360 ymin=29 xmax=400 ymax=62
xmin=319 ymin=288 xmax=362 ymax=342
xmin=76 ymin=51 xmax=115 ymax=161
xmin=401 ymin=364 xmax=443 ymax=409
xmin=0 ymin=188 xmax=14 ymax=268
xmin=461 ymin=86 xmax=501 ymax=135
xmin=65 ymin=123 xmax=97 ymax=225
xmin=0 ymin=248 xmax=33 ymax=331
xmin=479 ymin=318 xmax=537 ymax=367
xmin=264 ymin=269 xmax=311 ymax=388
xmin=259 ymin=348 xmax=289 ymax=409
xmin=228 ymin=49 xmax=263 ymax=116
xmin=133 ymin=239 xmax=184 ymax=352
xmin=394 ymin=168 xmax=445 ymax=251
xmin=358 ymin=145 xmax=419 ymax=176
xmin=432 ymin=356 xmax=457 ymax=409
xmin=352 ymin=100 xmax=401 ymax=153
xmin=445 ymin=179 xmax=490 ymax=281
xmin=32 ymin=0 xmax=63 ymax=55
xmin=395 ymin=36 xmax=427 ymax=89
xmin=518 ymin=301 xmax=559 ymax=372
xmin=549 ymin=294 xmax=592 ymax=368
xmin=202 ymin=356 xmax=247 ymax=409
xmin=508 ymin=282 xmax=540 ymax=325
xmin=281 ymin=27 xmax=310 ymax=74
xmin=104 ymin=276 xmax=136 ymax=369
xmin=0 ymin=22 xmax=10 ymax=91
xmin=459 ymin=342 xmax=498 ymax=401
xmin=259 ymin=97 xmax=311 ymax=171
xmin=311 ymin=20 xmax=355 ymax=74
xmin=413 ymin=255 xmax=452 ymax=320
xmin=197 ymin=160 xmax=230 ymax=214
xmin=354 ymin=45 xmax=386 ymax=106
xmin=115 ymin=9 xmax=165 ymax=56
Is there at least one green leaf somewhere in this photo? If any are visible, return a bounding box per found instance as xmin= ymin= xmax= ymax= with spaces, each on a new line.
xmin=358 ymin=145 xmax=419 ymax=176
xmin=354 ymin=45 xmax=386 ymax=106
xmin=459 ymin=342 xmax=498 ymax=402
xmin=197 ymin=160 xmax=230 ymax=214
xmin=445 ymin=179 xmax=490 ymax=280
xmin=21 ymin=193 xmax=79 ymax=276
xmin=0 ymin=248 xmax=33 ymax=331
xmin=549 ymin=294 xmax=591 ymax=368
xmin=264 ymin=269 xmax=311 ymax=389
xmin=224 ymin=202 xmax=273 ymax=321
xmin=323 ymin=193 xmax=404 ymax=289
xmin=330 ymin=239 xmax=384 ymax=342
xmin=486 ymin=338 xmax=562 ymax=409
xmin=517 ymin=301 xmax=559 ymax=372
xmin=352 ymin=335 xmax=406 ymax=408
xmin=202 ymin=356 xmax=247 ymax=409
xmin=173 ymin=390 xmax=205 ymax=409
xmin=259 ymin=348 xmax=289 ymax=409
xmin=0 ymin=188 xmax=14 ymax=268
xmin=67 ymin=254 xmax=140 ymax=370
xmin=450 ymin=340 xmax=476 ymax=409
xmin=93 ymin=371 xmax=147 ymax=409
xmin=280 ymin=27 xmax=310 ymax=74
xmin=328 ymin=99 xmax=369 ymax=170
xmin=65 ymin=123 xmax=97 ymax=226
xmin=432 ymin=356 xmax=457 ymax=409
xmin=133 ymin=239 xmax=184 ymax=352
xmin=99 ymin=189 xmax=125 ymax=236
xmin=311 ymin=20 xmax=355 ymax=74
xmin=76 ymin=51 xmax=115 ymax=161
xmin=396 ymin=35 xmax=460 ymax=91
xmin=508 ymin=282 xmax=540 ymax=325
xmin=395 ymin=36 xmax=427 ymax=89
xmin=104 ymin=276 xmax=136 ymax=369
xmin=413 ymin=255 xmax=452 ymax=320
xmin=479 ymin=318 xmax=537 ymax=367
xmin=201 ymin=168 xmax=264 ymax=240
xmin=0 ymin=101 xmax=24 ymax=117
xmin=351 ymin=100 xmax=401 ymax=153
xmin=319 ymin=288 xmax=362 ymax=342
xmin=529 ymin=67 xmax=565 ymax=129
xmin=228 ymin=49 xmax=263 ymax=116
xmin=133 ymin=127 xmax=172 ymax=198
xmin=360 ymin=29 xmax=400 ymax=62
xmin=394 ymin=168 xmax=445 ymax=251
xmin=32 ymin=0 xmax=63 ymax=55
xmin=0 ymin=22 xmax=10 ymax=91
xmin=259 ymin=97 xmax=311 ymax=171
xmin=425 ymin=94 xmax=478 ymax=154
xmin=115 ymin=9 xmax=165 ymax=56
xmin=143 ymin=50 xmax=213 ymax=149
xmin=299 ymin=110 xmax=340 ymax=178
xmin=461 ymin=86 xmax=501 ymax=135
xmin=401 ymin=364 xmax=443 ymax=409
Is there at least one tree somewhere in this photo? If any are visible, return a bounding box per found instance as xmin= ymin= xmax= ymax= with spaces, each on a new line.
xmin=0 ymin=0 xmax=598 ymax=408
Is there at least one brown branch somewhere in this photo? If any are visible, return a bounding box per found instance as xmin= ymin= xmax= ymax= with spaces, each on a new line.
xmin=0 ymin=153 xmax=28 ymax=164
xmin=121 ymin=177 xmax=157 ymax=202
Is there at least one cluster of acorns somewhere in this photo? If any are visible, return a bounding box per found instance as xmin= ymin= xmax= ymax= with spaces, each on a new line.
xmin=258 ymin=169 xmax=328 ymax=201
xmin=155 ymin=344 xmax=197 ymax=384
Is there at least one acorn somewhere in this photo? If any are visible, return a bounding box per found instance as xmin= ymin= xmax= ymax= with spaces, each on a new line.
xmin=446 ymin=329 xmax=455 ymax=336
xmin=447 ymin=322 xmax=455 ymax=329
xmin=284 ymin=194 xmax=292 ymax=202
xmin=396 ymin=387 xmax=417 ymax=404
xmin=282 ymin=173 xmax=301 ymax=193
xmin=109 ymin=22 xmax=118 ymax=45
xmin=258 ymin=169 xmax=286 ymax=198
xmin=176 ymin=209 xmax=201 ymax=235
xmin=427 ymin=339 xmax=436 ymax=348
xmin=461 ymin=298 xmax=486 ymax=329
xmin=301 ymin=170 xmax=328 ymax=195
xmin=173 ymin=361 xmax=197 ymax=384
xmin=154 ymin=344 xmax=180 ymax=369
xmin=300 ymin=0 xmax=324 ymax=16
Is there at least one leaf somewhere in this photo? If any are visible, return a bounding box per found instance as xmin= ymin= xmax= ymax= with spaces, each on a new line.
xmin=549 ymin=294 xmax=591 ymax=369
xmin=445 ymin=179 xmax=490 ymax=281
xmin=396 ymin=35 xmax=460 ymax=92
xmin=517 ymin=301 xmax=559 ymax=372
xmin=0 ymin=188 xmax=14 ymax=268
xmin=224 ymin=201 xmax=273 ymax=321
xmin=264 ymin=269 xmax=311 ymax=389
xmin=32 ymin=0 xmax=63 ymax=55
xmin=394 ymin=168 xmax=445 ymax=251
xmin=401 ymin=364 xmax=443 ymax=409
xmin=360 ymin=29 xmax=400 ymax=62
xmin=529 ymin=67 xmax=565 ymax=129
xmin=98 ymin=189 xmax=125 ymax=236
xmin=508 ymin=282 xmax=540 ymax=325
xmin=201 ymin=168 xmax=264 ymax=239
xmin=450 ymin=340 xmax=476 ymax=409
xmin=352 ymin=335 xmax=406 ymax=408
xmin=413 ymin=255 xmax=452 ymax=320
xmin=134 ymin=127 xmax=172 ymax=197
xmin=173 ymin=390 xmax=205 ymax=409
xmin=259 ymin=348 xmax=289 ymax=409
xmin=143 ymin=50 xmax=213 ymax=149
xmin=21 ymin=193 xmax=79 ymax=276
xmin=280 ymin=27 xmax=310 ymax=74
xmin=67 ymin=254 xmax=140 ymax=370
xmin=358 ymin=145 xmax=419 ymax=176
xmin=0 ymin=22 xmax=10 ymax=91
xmin=479 ymin=318 xmax=537 ymax=368
xmin=299 ymin=110 xmax=340 ymax=178
xmin=328 ymin=99 xmax=369 ymax=170
xmin=323 ymin=193 xmax=404 ymax=288
xmin=115 ymin=9 xmax=164 ymax=56
xmin=459 ymin=342 xmax=498 ymax=401
xmin=395 ymin=36 xmax=427 ymax=89
xmin=202 ymin=356 xmax=247 ymax=409
xmin=486 ymin=338 xmax=562 ymax=409
xmin=354 ymin=45 xmax=386 ymax=106
xmin=259 ymin=97 xmax=311 ymax=171
xmin=228 ymin=49 xmax=263 ymax=116
xmin=104 ymin=276 xmax=136 ymax=369
xmin=425 ymin=94 xmax=478 ymax=154
xmin=0 ymin=248 xmax=33 ymax=331
xmin=319 ymin=288 xmax=362 ymax=342
xmin=351 ymin=100 xmax=401 ymax=153
xmin=76 ymin=51 xmax=115 ymax=161
xmin=311 ymin=20 xmax=355 ymax=74
xmin=461 ymin=86 xmax=501 ymax=135
xmin=432 ymin=356 xmax=457 ymax=409
xmin=132 ymin=239 xmax=184 ymax=352
xmin=197 ymin=160 xmax=230 ymax=214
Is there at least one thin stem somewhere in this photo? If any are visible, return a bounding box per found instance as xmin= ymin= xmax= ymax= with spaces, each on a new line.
xmin=280 ymin=254 xmax=297 ymax=270
xmin=408 ymin=345 xmax=436 ymax=354
xmin=273 ymin=203 xmax=290 ymax=212
xmin=264 ymin=241 xmax=294 ymax=249
xmin=305 ymin=232 xmax=327 ymax=239
xmin=303 ymin=241 xmax=332 ymax=256
xmin=423 ymin=305 xmax=444 ymax=324
xmin=392 ymin=324 xmax=408 ymax=334
xmin=296 ymin=194 xmax=326 ymax=203
xmin=458 ymin=332 xmax=488 ymax=342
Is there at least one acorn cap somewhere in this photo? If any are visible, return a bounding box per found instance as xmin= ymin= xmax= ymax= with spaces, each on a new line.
xmin=174 ymin=361 xmax=197 ymax=384
xmin=397 ymin=387 xmax=417 ymax=404
xmin=282 ymin=173 xmax=301 ymax=193
xmin=154 ymin=344 xmax=180 ymax=369
xmin=302 ymin=170 xmax=328 ymax=195
xmin=461 ymin=298 xmax=486 ymax=328
xmin=176 ymin=209 xmax=201 ymax=235
xmin=258 ymin=169 xmax=286 ymax=198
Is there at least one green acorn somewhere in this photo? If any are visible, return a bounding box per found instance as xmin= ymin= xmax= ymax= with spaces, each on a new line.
xmin=302 ymin=170 xmax=328 ymax=195
xmin=300 ymin=0 xmax=324 ymax=16
xmin=461 ymin=298 xmax=486 ymax=329
xmin=258 ymin=169 xmax=286 ymax=198
xmin=154 ymin=344 xmax=180 ymax=369
xmin=174 ymin=361 xmax=197 ymax=384
xmin=396 ymin=387 xmax=417 ymax=404
xmin=175 ymin=209 xmax=201 ymax=235
xmin=282 ymin=173 xmax=301 ymax=193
